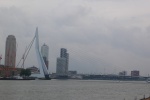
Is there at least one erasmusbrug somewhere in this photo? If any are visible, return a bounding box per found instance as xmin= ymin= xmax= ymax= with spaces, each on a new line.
xmin=16 ymin=27 xmax=50 ymax=80
xmin=34 ymin=27 xmax=50 ymax=79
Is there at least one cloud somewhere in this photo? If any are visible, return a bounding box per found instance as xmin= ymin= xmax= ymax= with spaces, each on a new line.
xmin=0 ymin=0 xmax=150 ymax=76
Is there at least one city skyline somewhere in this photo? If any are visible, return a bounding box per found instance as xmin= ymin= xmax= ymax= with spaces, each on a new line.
xmin=0 ymin=0 xmax=150 ymax=76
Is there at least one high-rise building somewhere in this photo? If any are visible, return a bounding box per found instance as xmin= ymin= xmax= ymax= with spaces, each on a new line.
xmin=5 ymin=35 xmax=16 ymax=67
xmin=66 ymin=53 xmax=69 ymax=72
xmin=41 ymin=44 xmax=49 ymax=69
xmin=60 ymin=48 xmax=67 ymax=58
xmin=56 ymin=48 xmax=69 ymax=75
xmin=56 ymin=57 xmax=67 ymax=75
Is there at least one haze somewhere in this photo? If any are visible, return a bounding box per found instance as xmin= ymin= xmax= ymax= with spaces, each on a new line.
xmin=0 ymin=0 xmax=150 ymax=76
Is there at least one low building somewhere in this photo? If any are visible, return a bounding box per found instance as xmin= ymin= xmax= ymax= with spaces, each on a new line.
xmin=68 ymin=71 xmax=77 ymax=75
xmin=131 ymin=70 xmax=140 ymax=77
xmin=26 ymin=66 xmax=39 ymax=73
xmin=119 ymin=71 xmax=127 ymax=76
xmin=0 ymin=65 xmax=22 ymax=77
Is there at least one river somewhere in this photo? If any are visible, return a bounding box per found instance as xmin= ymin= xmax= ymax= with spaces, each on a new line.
xmin=0 ymin=80 xmax=149 ymax=100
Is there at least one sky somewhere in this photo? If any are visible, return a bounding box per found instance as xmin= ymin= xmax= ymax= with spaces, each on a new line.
xmin=0 ymin=0 xmax=150 ymax=76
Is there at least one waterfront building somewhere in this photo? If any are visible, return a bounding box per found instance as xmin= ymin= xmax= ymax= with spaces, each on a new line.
xmin=60 ymin=48 xmax=67 ymax=58
xmin=0 ymin=64 xmax=22 ymax=77
xmin=5 ymin=35 xmax=16 ymax=67
xmin=26 ymin=66 xmax=39 ymax=73
xmin=66 ymin=53 xmax=69 ymax=72
xmin=119 ymin=71 xmax=127 ymax=76
xmin=41 ymin=44 xmax=49 ymax=69
xmin=131 ymin=70 xmax=140 ymax=77
xmin=56 ymin=48 xmax=69 ymax=75
xmin=68 ymin=71 xmax=77 ymax=75
xmin=60 ymin=48 xmax=69 ymax=73
xmin=56 ymin=57 xmax=67 ymax=75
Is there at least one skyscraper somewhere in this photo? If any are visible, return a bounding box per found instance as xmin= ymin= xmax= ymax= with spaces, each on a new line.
xmin=60 ymin=48 xmax=67 ymax=58
xmin=56 ymin=48 xmax=69 ymax=75
xmin=56 ymin=57 xmax=67 ymax=75
xmin=41 ymin=44 xmax=49 ymax=69
xmin=60 ymin=48 xmax=69 ymax=74
xmin=5 ymin=35 xmax=16 ymax=67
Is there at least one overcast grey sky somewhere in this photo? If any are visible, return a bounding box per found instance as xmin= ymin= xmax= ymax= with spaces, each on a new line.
xmin=0 ymin=0 xmax=150 ymax=76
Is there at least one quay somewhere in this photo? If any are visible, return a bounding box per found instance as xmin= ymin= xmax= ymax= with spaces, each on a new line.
xmin=140 ymin=96 xmax=150 ymax=100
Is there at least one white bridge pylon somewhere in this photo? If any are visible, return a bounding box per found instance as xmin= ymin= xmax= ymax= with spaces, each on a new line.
xmin=34 ymin=27 xmax=50 ymax=79
xmin=16 ymin=27 xmax=50 ymax=79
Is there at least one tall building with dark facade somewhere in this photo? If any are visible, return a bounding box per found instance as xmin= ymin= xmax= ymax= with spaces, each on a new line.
xmin=60 ymin=48 xmax=69 ymax=72
xmin=60 ymin=48 xmax=67 ymax=58
xmin=5 ymin=35 xmax=16 ymax=67
xmin=56 ymin=48 xmax=69 ymax=75
xmin=41 ymin=44 xmax=49 ymax=69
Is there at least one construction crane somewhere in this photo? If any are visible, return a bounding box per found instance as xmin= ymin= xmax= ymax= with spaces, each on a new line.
xmin=16 ymin=35 xmax=36 ymax=68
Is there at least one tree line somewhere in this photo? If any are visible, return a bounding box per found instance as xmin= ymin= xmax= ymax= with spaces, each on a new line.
xmin=20 ymin=69 xmax=31 ymax=77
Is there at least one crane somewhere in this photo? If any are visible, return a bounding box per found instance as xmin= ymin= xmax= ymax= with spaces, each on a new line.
xmin=16 ymin=35 xmax=36 ymax=68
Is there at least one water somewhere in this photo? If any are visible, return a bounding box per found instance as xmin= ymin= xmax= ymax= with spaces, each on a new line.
xmin=0 ymin=80 xmax=150 ymax=100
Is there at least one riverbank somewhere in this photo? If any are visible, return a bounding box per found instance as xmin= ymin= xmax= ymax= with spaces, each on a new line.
xmin=140 ymin=97 xmax=150 ymax=100
xmin=0 ymin=77 xmax=35 ymax=80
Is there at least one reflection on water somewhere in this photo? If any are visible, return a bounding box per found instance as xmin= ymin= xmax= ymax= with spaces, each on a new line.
xmin=0 ymin=80 xmax=150 ymax=100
